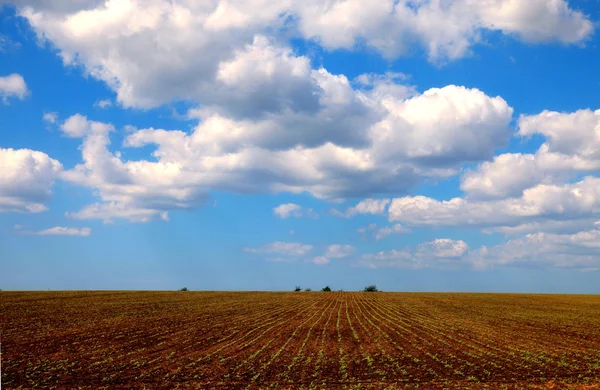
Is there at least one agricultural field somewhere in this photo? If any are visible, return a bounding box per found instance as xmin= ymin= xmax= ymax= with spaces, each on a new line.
xmin=2 ymin=292 xmax=600 ymax=389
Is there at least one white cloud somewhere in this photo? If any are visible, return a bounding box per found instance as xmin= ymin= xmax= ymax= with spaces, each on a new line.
xmin=18 ymin=3 xmax=293 ymax=109
xmin=0 ymin=148 xmax=63 ymax=213
xmin=313 ymin=256 xmax=330 ymax=265
xmin=58 ymin=114 xmax=190 ymax=223
xmin=312 ymin=244 xmax=355 ymax=265
xmin=66 ymin=202 xmax=169 ymax=224
xmin=474 ymin=0 xmax=593 ymax=44
xmin=22 ymin=3 xmax=598 ymax=234
xmin=3 ymin=2 xmax=595 ymax=277
xmin=273 ymin=203 xmax=318 ymax=219
xmin=295 ymin=0 xmax=593 ymax=62
xmin=389 ymin=176 xmax=600 ymax=232
xmin=345 ymin=198 xmax=390 ymax=217
xmin=461 ymin=153 xmax=542 ymax=200
xmin=462 ymin=109 xmax=600 ymax=200
xmin=489 ymin=219 xmax=600 ymax=236
xmin=60 ymin=114 xmax=89 ymax=137
xmin=13 ymin=0 xmax=592 ymax=111
xmin=374 ymin=224 xmax=410 ymax=240
xmin=360 ymin=229 xmax=600 ymax=270
xmin=425 ymin=238 xmax=469 ymax=258
xmin=211 ymin=35 xmax=321 ymax=119
xmin=43 ymin=112 xmax=58 ymax=124
xmin=245 ymin=242 xmax=314 ymax=260
xmin=519 ymin=109 xmax=600 ymax=159
xmin=355 ymin=72 xmax=415 ymax=100
xmin=60 ymin=113 xmax=114 ymax=138
xmin=360 ymin=238 xmax=469 ymax=269
xmin=274 ymin=203 xmax=302 ymax=218
xmin=324 ymin=244 xmax=355 ymax=258
xmin=12 ymin=1 xmax=520 ymax=224
xmin=59 ymin=82 xmax=513 ymax=222
xmin=0 ymin=73 xmax=29 ymax=103
xmin=94 ymin=99 xmax=112 ymax=109
xmin=370 ymin=85 xmax=513 ymax=165
xmin=468 ymin=229 xmax=600 ymax=270
xmin=182 ymin=61 xmax=375 ymax=152
xmin=22 ymin=226 xmax=92 ymax=236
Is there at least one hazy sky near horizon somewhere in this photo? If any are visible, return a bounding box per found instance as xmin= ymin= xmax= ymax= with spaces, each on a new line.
xmin=1 ymin=1 xmax=600 ymax=292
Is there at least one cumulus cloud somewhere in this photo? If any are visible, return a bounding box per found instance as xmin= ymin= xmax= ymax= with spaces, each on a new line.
xmin=390 ymin=176 xmax=600 ymax=235
xmin=313 ymin=244 xmax=355 ymax=265
xmin=59 ymin=113 xmax=114 ymax=138
xmin=21 ymin=226 xmax=92 ymax=236
xmin=14 ymin=0 xmax=593 ymax=111
xmin=426 ymin=238 xmax=470 ymax=258
xmin=296 ymin=0 xmax=593 ymax=62
xmin=0 ymin=73 xmax=29 ymax=103
xmin=360 ymin=230 xmax=600 ymax=270
xmin=0 ymin=1 xmax=594 ymax=276
xmin=66 ymin=202 xmax=169 ymax=224
xmin=374 ymin=224 xmax=410 ymax=240
xmin=10 ymin=2 xmax=593 ymax=246
xmin=370 ymin=86 xmax=513 ymax=165
xmin=461 ymin=153 xmax=548 ymax=200
xmin=58 ymin=81 xmax=512 ymax=221
xmin=183 ymin=57 xmax=376 ymax=152
xmin=360 ymin=238 xmax=469 ymax=269
xmin=490 ymin=219 xmax=600 ymax=236
xmin=8 ymin=0 xmax=526 ymax=225
xmin=94 ymin=99 xmax=112 ymax=109
xmin=473 ymin=0 xmax=593 ymax=44
xmin=274 ymin=203 xmax=302 ymax=218
xmin=43 ymin=112 xmax=58 ymax=124
xmin=17 ymin=3 xmax=296 ymax=109
xmin=313 ymin=256 xmax=330 ymax=265
xmin=519 ymin=109 xmax=600 ymax=158
xmin=345 ymin=198 xmax=390 ymax=217
xmin=0 ymin=148 xmax=63 ymax=213
xmin=462 ymin=109 xmax=600 ymax=200
xmin=325 ymin=244 xmax=355 ymax=258
xmin=273 ymin=203 xmax=318 ymax=219
xmin=379 ymin=107 xmax=600 ymax=247
xmin=56 ymin=114 xmax=197 ymax=223
xmin=358 ymin=222 xmax=410 ymax=241
xmin=468 ymin=229 xmax=600 ymax=270
xmin=245 ymin=241 xmax=313 ymax=262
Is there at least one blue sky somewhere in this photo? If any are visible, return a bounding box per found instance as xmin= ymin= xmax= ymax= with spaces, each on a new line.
xmin=1 ymin=1 xmax=599 ymax=292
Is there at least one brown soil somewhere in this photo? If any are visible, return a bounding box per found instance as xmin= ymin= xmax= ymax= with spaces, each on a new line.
xmin=2 ymin=291 xmax=600 ymax=389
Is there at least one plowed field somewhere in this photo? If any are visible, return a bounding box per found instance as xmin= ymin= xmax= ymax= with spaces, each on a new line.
xmin=2 ymin=292 xmax=600 ymax=389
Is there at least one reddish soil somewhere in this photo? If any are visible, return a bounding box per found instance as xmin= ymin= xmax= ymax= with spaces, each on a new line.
xmin=2 ymin=291 xmax=600 ymax=389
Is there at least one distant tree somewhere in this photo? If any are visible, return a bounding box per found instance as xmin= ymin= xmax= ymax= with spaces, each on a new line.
xmin=294 ymin=286 xmax=302 ymax=292
xmin=304 ymin=288 xmax=312 ymax=292
xmin=363 ymin=285 xmax=379 ymax=292
xmin=179 ymin=287 xmax=189 ymax=291
xmin=321 ymin=286 xmax=332 ymax=292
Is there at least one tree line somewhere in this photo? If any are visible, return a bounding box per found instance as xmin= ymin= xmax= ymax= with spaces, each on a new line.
xmin=177 ymin=285 xmax=381 ymax=292
xmin=295 ymin=285 xmax=379 ymax=292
